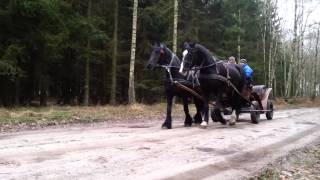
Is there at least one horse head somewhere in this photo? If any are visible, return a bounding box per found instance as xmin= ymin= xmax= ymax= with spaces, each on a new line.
xmin=180 ymin=42 xmax=216 ymax=74
xmin=146 ymin=42 xmax=168 ymax=70
xmin=179 ymin=42 xmax=199 ymax=74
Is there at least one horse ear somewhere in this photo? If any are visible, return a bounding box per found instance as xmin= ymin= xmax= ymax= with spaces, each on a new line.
xmin=183 ymin=42 xmax=190 ymax=49
xmin=190 ymin=42 xmax=196 ymax=47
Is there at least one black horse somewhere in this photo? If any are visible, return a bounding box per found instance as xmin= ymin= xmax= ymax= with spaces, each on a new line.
xmin=180 ymin=42 xmax=246 ymax=127
xmin=146 ymin=42 xmax=203 ymax=129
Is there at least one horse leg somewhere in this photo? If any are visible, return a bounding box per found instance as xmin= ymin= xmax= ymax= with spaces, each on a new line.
xmin=215 ymin=94 xmax=227 ymax=125
xmin=194 ymin=98 xmax=203 ymax=124
xmin=229 ymin=110 xmax=237 ymax=126
xmin=236 ymin=109 xmax=240 ymax=122
xmin=183 ymin=97 xmax=193 ymax=127
xmin=162 ymin=95 xmax=173 ymax=129
xmin=200 ymin=95 xmax=210 ymax=128
xmin=229 ymin=96 xmax=241 ymax=126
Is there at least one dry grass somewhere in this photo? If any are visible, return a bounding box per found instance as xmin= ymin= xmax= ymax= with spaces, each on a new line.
xmin=0 ymin=98 xmax=318 ymax=132
xmin=0 ymin=103 xmax=189 ymax=132
xmin=252 ymin=142 xmax=320 ymax=180
xmin=274 ymin=98 xmax=320 ymax=110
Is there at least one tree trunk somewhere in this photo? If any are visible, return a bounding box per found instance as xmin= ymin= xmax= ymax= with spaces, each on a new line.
xmin=39 ymin=76 xmax=48 ymax=106
xmin=110 ymin=0 xmax=118 ymax=104
xmin=272 ymin=36 xmax=278 ymax=96
xmin=15 ymin=75 xmax=20 ymax=106
xmin=268 ymin=26 xmax=273 ymax=88
xmin=128 ymin=0 xmax=138 ymax=104
xmin=285 ymin=0 xmax=298 ymax=98
xmin=237 ymin=9 xmax=241 ymax=63
xmin=84 ymin=0 xmax=92 ymax=106
xmin=283 ymin=44 xmax=286 ymax=96
xmin=314 ymin=26 xmax=320 ymax=99
xmin=173 ymin=0 xmax=178 ymax=54
xmin=262 ymin=0 xmax=268 ymax=85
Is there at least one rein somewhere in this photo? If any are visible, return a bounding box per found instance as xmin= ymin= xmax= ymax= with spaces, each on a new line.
xmin=199 ymin=73 xmax=254 ymax=106
xmin=158 ymin=50 xmax=200 ymax=88
xmin=162 ymin=50 xmax=178 ymax=82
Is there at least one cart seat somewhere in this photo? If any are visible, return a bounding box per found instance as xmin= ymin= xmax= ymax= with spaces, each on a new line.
xmin=252 ymin=85 xmax=267 ymax=96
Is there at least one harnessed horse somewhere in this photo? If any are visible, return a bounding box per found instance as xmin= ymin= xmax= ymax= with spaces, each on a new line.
xmin=180 ymin=42 xmax=246 ymax=127
xmin=146 ymin=42 xmax=203 ymax=129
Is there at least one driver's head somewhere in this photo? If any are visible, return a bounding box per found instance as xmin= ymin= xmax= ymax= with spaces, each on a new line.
xmin=240 ymin=59 xmax=247 ymax=65
xmin=228 ymin=56 xmax=236 ymax=64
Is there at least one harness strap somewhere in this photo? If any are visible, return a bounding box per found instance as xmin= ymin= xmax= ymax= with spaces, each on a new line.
xmin=223 ymin=63 xmax=231 ymax=86
xmin=163 ymin=51 xmax=177 ymax=83
xmin=167 ymin=78 xmax=199 ymax=87
xmin=199 ymin=74 xmax=253 ymax=105
xmin=174 ymin=81 xmax=215 ymax=106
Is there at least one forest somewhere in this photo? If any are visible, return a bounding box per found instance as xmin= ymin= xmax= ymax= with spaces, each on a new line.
xmin=0 ymin=0 xmax=319 ymax=106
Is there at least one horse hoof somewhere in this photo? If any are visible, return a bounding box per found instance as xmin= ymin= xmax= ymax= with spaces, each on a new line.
xmin=194 ymin=121 xmax=202 ymax=125
xmin=219 ymin=119 xmax=227 ymax=125
xmin=200 ymin=121 xmax=208 ymax=128
xmin=194 ymin=114 xmax=202 ymax=124
xmin=229 ymin=112 xmax=236 ymax=126
xmin=162 ymin=123 xmax=172 ymax=129
xmin=185 ymin=116 xmax=193 ymax=127
xmin=229 ymin=121 xmax=236 ymax=126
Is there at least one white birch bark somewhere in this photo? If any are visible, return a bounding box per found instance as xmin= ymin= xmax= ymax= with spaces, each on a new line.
xmin=128 ymin=0 xmax=138 ymax=104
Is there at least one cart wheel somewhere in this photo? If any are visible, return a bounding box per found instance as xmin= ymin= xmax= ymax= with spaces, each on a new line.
xmin=266 ymin=100 xmax=273 ymax=120
xmin=250 ymin=101 xmax=260 ymax=124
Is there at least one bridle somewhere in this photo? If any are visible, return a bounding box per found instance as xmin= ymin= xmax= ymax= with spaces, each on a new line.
xmin=155 ymin=47 xmax=180 ymax=83
xmin=181 ymin=47 xmax=218 ymax=72
xmin=157 ymin=47 xmax=200 ymax=87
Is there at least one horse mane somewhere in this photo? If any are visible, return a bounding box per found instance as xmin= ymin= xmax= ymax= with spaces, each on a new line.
xmin=195 ymin=44 xmax=217 ymax=64
xmin=164 ymin=46 xmax=181 ymax=66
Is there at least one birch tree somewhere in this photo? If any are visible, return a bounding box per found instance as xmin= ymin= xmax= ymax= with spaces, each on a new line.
xmin=285 ymin=0 xmax=298 ymax=98
xmin=128 ymin=0 xmax=138 ymax=104
xmin=173 ymin=0 xmax=178 ymax=54
xmin=237 ymin=9 xmax=241 ymax=63
xmin=313 ymin=24 xmax=320 ymax=98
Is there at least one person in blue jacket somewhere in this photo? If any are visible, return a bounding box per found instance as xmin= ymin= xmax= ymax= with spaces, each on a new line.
xmin=240 ymin=59 xmax=253 ymax=85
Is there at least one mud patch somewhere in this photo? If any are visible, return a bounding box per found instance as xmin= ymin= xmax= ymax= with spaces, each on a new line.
xmin=94 ymin=156 xmax=109 ymax=164
xmin=0 ymin=135 xmax=15 ymax=140
xmin=196 ymin=147 xmax=238 ymax=155
xmin=32 ymin=152 xmax=64 ymax=163
xmin=258 ymin=134 xmax=276 ymax=138
xmin=128 ymin=125 xmax=152 ymax=129
xmin=0 ymin=159 xmax=20 ymax=166
xmin=295 ymin=121 xmax=318 ymax=125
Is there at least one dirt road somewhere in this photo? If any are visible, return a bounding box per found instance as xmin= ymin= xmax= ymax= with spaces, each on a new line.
xmin=0 ymin=107 xmax=319 ymax=180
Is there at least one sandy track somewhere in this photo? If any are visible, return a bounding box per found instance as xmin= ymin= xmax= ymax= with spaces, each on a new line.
xmin=0 ymin=107 xmax=319 ymax=180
